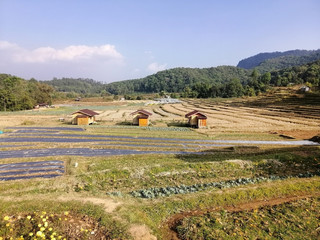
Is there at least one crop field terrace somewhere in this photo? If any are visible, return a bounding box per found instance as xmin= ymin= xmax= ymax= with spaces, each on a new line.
xmin=0 ymin=94 xmax=319 ymax=239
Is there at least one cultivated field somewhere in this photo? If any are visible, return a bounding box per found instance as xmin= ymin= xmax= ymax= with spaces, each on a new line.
xmin=0 ymin=90 xmax=319 ymax=239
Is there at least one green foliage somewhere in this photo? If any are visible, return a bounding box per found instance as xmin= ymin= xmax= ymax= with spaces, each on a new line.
xmin=105 ymin=66 xmax=251 ymax=95
xmin=42 ymin=77 xmax=104 ymax=97
xmin=176 ymin=197 xmax=320 ymax=240
xmin=129 ymin=171 xmax=319 ymax=199
xmin=0 ymin=74 xmax=54 ymax=111
xmin=237 ymin=49 xmax=320 ymax=70
xmin=270 ymin=60 xmax=320 ymax=87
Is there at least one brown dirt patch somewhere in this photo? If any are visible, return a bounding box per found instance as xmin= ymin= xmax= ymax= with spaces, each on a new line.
xmin=57 ymin=196 xmax=122 ymax=213
xmin=129 ymin=224 xmax=157 ymax=240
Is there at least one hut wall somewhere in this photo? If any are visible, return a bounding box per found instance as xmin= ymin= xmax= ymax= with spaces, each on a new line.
xmin=77 ymin=117 xmax=89 ymax=125
xmin=198 ymin=119 xmax=206 ymax=128
xmin=189 ymin=116 xmax=198 ymax=126
xmin=132 ymin=115 xmax=139 ymax=125
xmin=139 ymin=118 xmax=148 ymax=127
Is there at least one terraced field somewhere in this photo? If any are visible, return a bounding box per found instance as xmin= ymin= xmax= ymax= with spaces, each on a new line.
xmin=0 ymin=92 xmax=319 ymax=239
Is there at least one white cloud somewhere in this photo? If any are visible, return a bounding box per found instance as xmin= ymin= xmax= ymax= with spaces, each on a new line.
xmin=147 ymin=62 xmax=167 ymax=73
xmin=0 ymin=41 xmax=123 ymax=63
xmin=0 ymin=41 xmax=126 ymax=82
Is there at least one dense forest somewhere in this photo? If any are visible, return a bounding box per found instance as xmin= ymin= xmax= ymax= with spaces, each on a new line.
xmin=237 ymin=49 xmax=320 ymax=69
xmin=255 ymin=52 xmax=320 ymax=73
xmin=105 ymin=66 xmax=251 ymax=95
xmin=180 ymin=60 xmax=320 ymax=98
xmin=41 ymin=78 xmax=104 ymax=97
xmin=0 ymin=74 xmax=54 ymax=111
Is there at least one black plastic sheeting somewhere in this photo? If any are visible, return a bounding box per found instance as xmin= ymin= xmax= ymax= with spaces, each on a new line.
xmin=0 ymin=160 xmax=64 ymax=181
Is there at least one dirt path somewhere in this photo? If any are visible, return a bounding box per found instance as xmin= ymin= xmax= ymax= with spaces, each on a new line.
xmin=163 ymin=193 xmax=319 ymax=240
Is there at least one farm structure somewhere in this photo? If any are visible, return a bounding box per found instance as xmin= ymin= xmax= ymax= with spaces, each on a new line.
xmin=185 ymin=110 xmax=207 ymax=128
xmin=71 ymin=109 xmax=99 ymax=125
xmin=130 ymin=109 xmax=152 ymax=127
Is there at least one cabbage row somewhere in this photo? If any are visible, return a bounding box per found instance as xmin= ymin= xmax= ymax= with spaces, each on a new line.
xmin=128 ymin=171 xmax=319 ymax=199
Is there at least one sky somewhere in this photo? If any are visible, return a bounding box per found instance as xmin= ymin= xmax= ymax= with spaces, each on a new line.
xmin=0 ymin=0 xmax=319 ymax=83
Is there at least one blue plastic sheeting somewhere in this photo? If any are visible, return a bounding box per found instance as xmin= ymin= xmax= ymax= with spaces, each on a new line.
xmin=0 ymin=160 xmax=64 ymax=169
xmin=0 ymin=160 xmax=64 ymax=181
xmin=7 ymin=132 xmax=319 ymax=146
xmin=0 ymin=174 xmax=62 ymax=181
xmin=6 ymin=127 xmax=84 ymax=131
xmin=0 ymin=148 xmax=190 ymax=159
xmin=0 ymin=145 xmax=33 ymax=148
xmin=14 ymin=130 xmax=60 ymax=133
xmin=0 ymin=169 xmax=64 ymax=176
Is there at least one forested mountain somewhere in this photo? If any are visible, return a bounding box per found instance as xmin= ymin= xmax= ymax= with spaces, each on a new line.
xmin=269 ymin=60 xmax=320 ymax=87
xmin=105 ymin=66 xmax=251 ymax=95
xmin=42 ymin=78 xmax=104 ymax=96
xmin=237 ymin=49 xmax=320 ymax=70
xmin=255 ymin=52 xmax=320 ymax=73
xmin=0 ymin=74 xmax=54 ymax=111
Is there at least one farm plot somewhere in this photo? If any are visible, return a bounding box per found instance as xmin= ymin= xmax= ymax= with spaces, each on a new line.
xmin=175 ymin=197 xmax=320 ymax=240
xmin=181 ymin=99 xmax=320 ymax=135
xmin=0 ymin=97 xmax=320 ymax=240
xmin=0 ymin=160 xmax=64 ymax=181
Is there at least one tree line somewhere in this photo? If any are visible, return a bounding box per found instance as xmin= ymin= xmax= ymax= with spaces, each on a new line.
xmin=0 ymin=74 xmax=54 ymax=111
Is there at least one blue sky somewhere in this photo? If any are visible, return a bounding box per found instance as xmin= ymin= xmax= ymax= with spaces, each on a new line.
xmin=0 ymin=0 xmax=319 ymax=83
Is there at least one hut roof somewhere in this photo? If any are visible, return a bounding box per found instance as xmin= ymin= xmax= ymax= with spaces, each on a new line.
xmin=185 ymin=110 xmax=207 ymax=119
xmin=130 ymin=109 xmax=152 ymax=116
xmin=72 ymin=109 xmax=99 ymax=117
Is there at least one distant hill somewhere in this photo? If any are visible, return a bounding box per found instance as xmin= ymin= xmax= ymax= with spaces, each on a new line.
xmin=42 ymin=78 xmax=104 ymax=95
xmin=105 ymin=66 xmax=251 ymax=95
xmin=237 ymin=49 xmax=320 ymax=71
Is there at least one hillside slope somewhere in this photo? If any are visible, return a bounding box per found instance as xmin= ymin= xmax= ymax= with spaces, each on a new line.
xmin=237 ymin=49 xmax=320 ymax=70
xmin=105 ymin=66 xmax=251 ymax=95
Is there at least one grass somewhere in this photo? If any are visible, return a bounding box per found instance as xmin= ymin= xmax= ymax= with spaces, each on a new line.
xmin=176 ymin=197 xmax=320 ymax=240
xmin=123 ymin=178 xmax=320 ymax=239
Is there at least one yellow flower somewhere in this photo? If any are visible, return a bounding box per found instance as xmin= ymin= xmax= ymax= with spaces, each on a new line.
xmin=36 ymin=231 xmax=43 ymax=237
xmin=6 ymin=223 xmax=10 ymax=227
xmin=29 ymin=233 xmax=34 ymax=236
xmin=27 ymin=216 xmax=31 ymax=220
xmin=42 ymin=211 xmax=46 ymax=215
xmin=38 ymin=224 xmax=42 ymax=227
xmin=3 ymin=216 xmax=9 ymax=221
xmin=0 ymin=237 xmax=3 ymax=240
xmin=44 ymin=222 xmax=48 ymax=227
xmin=10 ymin=228 xmax=13 ymax=232
xmin=49 ymin=227 xmax=53 ymax=231
xmin=40 ymin=227 xmax=45 ymax=231
xmin=42 ymin=218 xmax=47 ymax=222
xmin=64 ymin=211 xmax=69 ymax=216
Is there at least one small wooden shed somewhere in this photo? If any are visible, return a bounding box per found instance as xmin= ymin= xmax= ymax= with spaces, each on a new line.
xmin=185 ymin=110 xmax=207 ymax=128
xmin=130 ymin=109 xmax=152 ymax=127
xmin=71 ymin=109 xmax=99 ymax=125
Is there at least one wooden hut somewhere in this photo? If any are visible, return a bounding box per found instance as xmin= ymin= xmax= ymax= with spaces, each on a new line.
xmin=185 ymin=110 xmax=207 ymax=128
xmin=130 ymin=109 xmax=152 ymax=127
xmin=71 ymin=109 xmax=99 ymax=125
